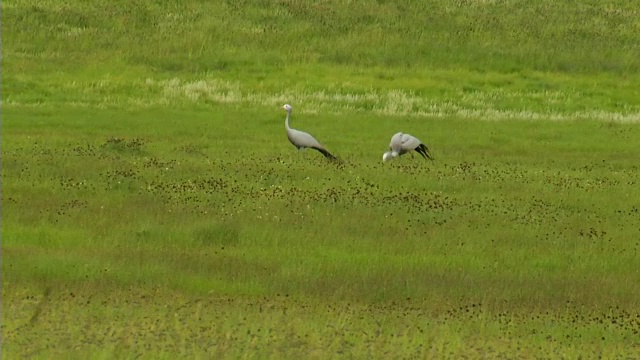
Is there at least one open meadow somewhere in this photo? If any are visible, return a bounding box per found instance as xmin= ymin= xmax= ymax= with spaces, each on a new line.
xmin=3 ymin=0 xmax=640 ymax=358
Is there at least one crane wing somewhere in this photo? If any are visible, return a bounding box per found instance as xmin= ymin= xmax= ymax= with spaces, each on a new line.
xmin=399 ymin=133 xmax=423 ymax=151
xmin=389 ymin=132 xmax=403 ymax=150
xmin=288 ymin=128 xmax=324 ymax=149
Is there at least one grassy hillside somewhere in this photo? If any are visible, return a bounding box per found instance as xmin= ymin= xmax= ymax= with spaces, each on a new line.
xmin=3 ymin=0 xmax=640 ymax=358
xmin=4 ymin=0 xmax=639 ymax=127
xmin=5 ymin=0 xmax=640 ymax=74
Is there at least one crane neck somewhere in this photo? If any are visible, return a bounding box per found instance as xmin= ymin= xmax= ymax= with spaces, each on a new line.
xmin=285 ymin=110 xmax=292 ymax=130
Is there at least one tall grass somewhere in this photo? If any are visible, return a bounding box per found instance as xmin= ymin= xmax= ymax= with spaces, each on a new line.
xmin=5 ymin=0 xmax=639 ymax=121
xmin=4 ymin=0 xmax=639 ymax=75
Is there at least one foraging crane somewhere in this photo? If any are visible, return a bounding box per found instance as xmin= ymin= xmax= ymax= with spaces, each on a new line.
xmin=283 ymin=104 xmax=337 ymax=160
xmin=382 ymin=132 xmax=434 ymax=162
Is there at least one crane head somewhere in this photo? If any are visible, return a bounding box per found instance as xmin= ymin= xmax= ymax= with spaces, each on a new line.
xmin=283 ymin=104 xmax=292 ymax=112
xmin=382 ymin=151 xmax=399 ymax=162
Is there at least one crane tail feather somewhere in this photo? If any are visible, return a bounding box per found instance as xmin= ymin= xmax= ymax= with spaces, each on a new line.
xmin=313 ymin=147 xmax=340 ymax=161
xmin=415 ymin=144 xmax=434 ymax=160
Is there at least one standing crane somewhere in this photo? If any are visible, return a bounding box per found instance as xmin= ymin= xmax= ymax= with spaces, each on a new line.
xmin=283 ymin=104 xmax=337 ymax=160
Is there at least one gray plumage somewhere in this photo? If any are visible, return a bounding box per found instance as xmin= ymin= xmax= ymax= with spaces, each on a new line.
xmin=283 ymin=104 xmax=337 ymax=160
xmin=382 ymin=132 xmax=433 ymax=162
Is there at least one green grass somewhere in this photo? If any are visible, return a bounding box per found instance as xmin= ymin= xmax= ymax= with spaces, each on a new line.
xmin=5 ymin=0 xmax=640 ymax=75
xmin=3 ymin=0 xmax=640 ymax=358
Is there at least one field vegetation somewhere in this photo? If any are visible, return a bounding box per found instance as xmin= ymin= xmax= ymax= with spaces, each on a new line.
xmin=3 ymin=0 xmax=640 ymax=358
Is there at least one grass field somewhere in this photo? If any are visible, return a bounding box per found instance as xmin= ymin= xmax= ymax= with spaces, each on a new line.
xmin=3 ymin=0 xmax=640 ymax=358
